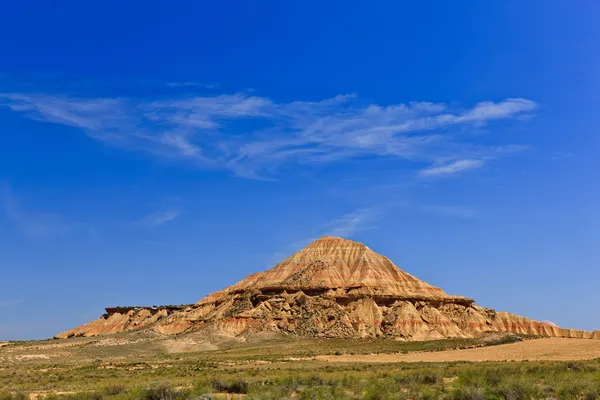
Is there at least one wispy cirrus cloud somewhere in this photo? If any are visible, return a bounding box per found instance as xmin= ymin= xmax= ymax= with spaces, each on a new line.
xmin=136 ymin=209 xmax=182 ymax=228
xmin=419 ymin=159 xmax=485 ymax=178
xmin=0 ymin=91 xmax=536 ymax=178
xmin=0 ymin=184 xmax=69 ymax=239
xmin=323 ymin=207 xmax=380 ymax=238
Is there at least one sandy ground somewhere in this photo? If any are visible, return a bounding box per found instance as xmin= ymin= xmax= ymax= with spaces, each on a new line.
xmin=316 ymin=338 xmax=600 ymax=363
xmin=161 ymin=338 xmax=219 ymax=353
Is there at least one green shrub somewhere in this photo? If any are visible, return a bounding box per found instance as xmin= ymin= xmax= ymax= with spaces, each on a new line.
xmin=102 ymin=386 xmax=126 ymax=396
xmin=492 ymin=380 xmax=543 ymax=400
xmin=210 ymin=379 xmax=248 ymax=394
xmin=0 ymin=394 xmax=27 ymax=400
xmin=447 ymin=387 xmax=486 ymax=400
xmin=139 ymin=384 xmax=189 ymax=400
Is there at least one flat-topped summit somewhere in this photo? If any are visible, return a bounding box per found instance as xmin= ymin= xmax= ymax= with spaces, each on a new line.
xmin=55 ymin=237 xmax=598 ymax=341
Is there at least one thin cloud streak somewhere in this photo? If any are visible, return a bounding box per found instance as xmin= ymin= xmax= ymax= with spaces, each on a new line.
xmin=419 ymin=159 xmax=485 ymax=177
xmin=324 ymin=207 xmax=379 ymax=238
xmin=0 ymin=92 xmax=536 ymax=178
xmin=136 ymin=209 xmax=182 ymax=228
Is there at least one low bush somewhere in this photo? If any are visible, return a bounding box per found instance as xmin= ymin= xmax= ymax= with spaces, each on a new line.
xmin=0 ymin=393 xmax=27 ymax=400
xmin=210 ymin=379 xmax=248 ymax=394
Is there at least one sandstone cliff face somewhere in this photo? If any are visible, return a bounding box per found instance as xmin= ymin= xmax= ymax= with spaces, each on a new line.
xmin=55 ymin=237 xmax=596 ymax=340
xmin=55 ymin=306 xmax=187 ymax=338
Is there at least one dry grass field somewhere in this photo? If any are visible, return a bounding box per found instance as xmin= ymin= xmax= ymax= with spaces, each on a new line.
xmin=317 ymin=338 xmax=600 ymax=363
xmin=2 ymin=333 xmax=600 ymax=399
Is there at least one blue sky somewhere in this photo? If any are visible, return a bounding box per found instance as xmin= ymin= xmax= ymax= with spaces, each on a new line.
xmin=1 ymin=1 xmax=599 ymax=340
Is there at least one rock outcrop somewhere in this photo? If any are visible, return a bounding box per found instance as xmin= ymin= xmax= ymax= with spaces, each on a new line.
xmin=55 ymin=236 xmax=596 ymax=340
xmin=56 ymin=306 xmax=189 ymax=338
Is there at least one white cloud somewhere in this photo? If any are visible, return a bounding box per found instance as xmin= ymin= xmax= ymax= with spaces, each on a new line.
xmin=161 ymin=134 xmax=202 ymax=157
xmin=0 ymin=92 xmax=536 ymax=178
xmin=0 ymin=184 xmax=69 ymax=239
xmin=419 ymin=159 xmax=485 ymax=178
xmin=324 ymin=207 xmax=379 ymax=238
xmin=136 ymin=209 xmax=181 ymax=228
xmin=458 ymin=98 xmax=537 ymax=122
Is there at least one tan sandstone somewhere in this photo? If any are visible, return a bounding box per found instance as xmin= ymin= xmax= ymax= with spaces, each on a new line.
xmin=55 ymin=236 xmax=595 ymax=341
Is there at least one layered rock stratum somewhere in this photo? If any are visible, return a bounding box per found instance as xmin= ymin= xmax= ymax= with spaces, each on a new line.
xmin=56 ymin=236 xmax=599 ymax=340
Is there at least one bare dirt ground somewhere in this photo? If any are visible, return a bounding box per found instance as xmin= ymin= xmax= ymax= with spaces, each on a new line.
xmin=316 ymin=338 xmax=600 ymax=363
xmin=161 ymin=338 xmax=219 ymax=353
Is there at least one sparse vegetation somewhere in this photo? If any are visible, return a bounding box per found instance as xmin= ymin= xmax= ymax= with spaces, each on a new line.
xmin=2 ymin=335 xmax=600 ymax=399
xmin=3 ymin=361 xmax=600 ymax=399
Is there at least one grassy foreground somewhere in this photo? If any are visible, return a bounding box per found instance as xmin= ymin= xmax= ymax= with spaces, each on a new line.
xmin=2 ymin=335 xmax=600 ymax=399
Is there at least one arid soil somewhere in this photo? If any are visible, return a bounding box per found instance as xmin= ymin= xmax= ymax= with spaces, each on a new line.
xmin=316 ymin=338 xmax=600 ymax=362
xmin=4 ymin=334 xmax=600 ymax=399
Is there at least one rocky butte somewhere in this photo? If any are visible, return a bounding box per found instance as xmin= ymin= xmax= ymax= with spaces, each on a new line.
xmin=56 ymin=236 xmax=600 ymax=340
